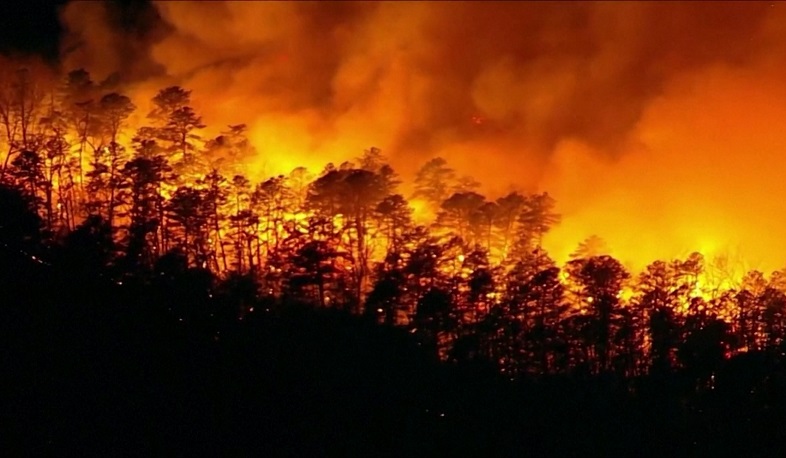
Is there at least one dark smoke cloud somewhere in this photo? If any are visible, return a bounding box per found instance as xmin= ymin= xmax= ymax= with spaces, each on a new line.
xmin=59 ymin=2 xmax=774 ymax=159
xmin=59 ymin=0 xmax=166 ymax=82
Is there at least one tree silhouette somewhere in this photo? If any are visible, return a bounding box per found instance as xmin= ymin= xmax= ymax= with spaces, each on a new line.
xmin=415 ymin=287 xmax=456 ymax=358
xmin=251 ymin=174 xmax=291 ymax=260
xmin=306 ymin=167 xmax=390 ymax=308
xmin=166 ymin=186 xmax=212 ymax=268
xmin=2 ymin=55 xmax=786 ymax=458
xmin=679 ymin=317 xmax=735 ymax=389
xmin=472 ymin=200 xmax=499 ymax=254
xmin=228 ymin=174 xmax=258 ymax=273
xmin=60 ymin=68 xmax=97 ymax=192
xmin=637 ymin=260 xmax=685 ymax=374
xmin=374 ymin=194 xmax=412 ymax=254
xmin=493 ymin=192 xmax=526 ymax=262
xmin=147 ymin=86 xmax=205 ymax=177
xmin=436 ymin=191 xmax=485 ymax=242
xmin=412 ymin=157 xmax=456 ymax=209
xmin=9 ymin=150 xmax=47 ymax=216
xmin=57 ymin=214 xmax=115 ymax=278
xmin=97 ymin=92 xmax=135 ymax=229
xmin=567 ymin=255 xmax=630 ymax=373
xmin=0 ymin=182 xmax=41 ymax=252
xmin=120 ymin=151 xmax=172 ymax=271
xmin=203 ymin=124 xmax=255 ymax=175
xmin=570 ymin=235 xmax=610 ymax=260
xmin=514 ymin=192 xmax=560 ymax=255
xmin=365 ymin=266 xmax=406 ymax=326
xmin=760 ymin=283 xmax=786 ymax=349
xmin=39 ymin=106 xmax=75 ymax=231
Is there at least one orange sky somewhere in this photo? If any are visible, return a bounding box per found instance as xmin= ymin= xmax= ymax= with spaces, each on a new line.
xmin=57 ymin=1 xmax=786 ymax=273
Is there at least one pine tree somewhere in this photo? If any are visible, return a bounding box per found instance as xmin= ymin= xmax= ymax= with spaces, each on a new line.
xmin=120 ymin=151 xmax=172 ymax=271
xmin=166 ymin=186 xmax=212 ymax=268
xmin=412 ymin=157 xmax=456 ymax=209
xmin=147 ymin=86 xmax=205 ymax=180
xmin=566 ymin=255 xmax=630 ymax=373
xmin=493 ymin=192 xmax=526 ymax=262
xmin=435 ymin=191 xmax=485 ymax=242
xmin=98 ymin=92 xmax=135 ymax=229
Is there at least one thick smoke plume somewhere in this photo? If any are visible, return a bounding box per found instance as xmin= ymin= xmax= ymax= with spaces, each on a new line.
xmin=58 ymin=1 xmax=786 ymax=271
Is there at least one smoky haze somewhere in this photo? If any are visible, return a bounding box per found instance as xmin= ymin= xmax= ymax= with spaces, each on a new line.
xmin=57 ymin=1 xmax=786 ymax=271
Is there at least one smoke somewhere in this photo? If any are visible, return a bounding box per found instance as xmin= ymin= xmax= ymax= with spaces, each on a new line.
xmin=58 ymin=1 xmax=786 ymax=270
xmin=59 ymin=0 xmax=164 ymax=82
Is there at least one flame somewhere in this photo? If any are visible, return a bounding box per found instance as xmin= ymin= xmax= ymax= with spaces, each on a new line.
xmin=33 ymin=1 xmax=786 ymax=285
xmin=617 ymin=287 xmax=635 ymax=303
xmin=409 ymin=198 xmax=433 ymax=224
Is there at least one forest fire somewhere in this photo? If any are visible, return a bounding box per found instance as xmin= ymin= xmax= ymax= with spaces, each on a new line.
xmin=58 ymin=2 xmax=786 ymax=276
xmin=0 ymin=0 xmax=782 ymax=389
xmin=9 ymin=3 xmax=786 ymax=455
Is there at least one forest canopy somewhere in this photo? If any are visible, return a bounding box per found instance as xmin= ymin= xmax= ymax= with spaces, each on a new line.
xmin=0 ymin=60 xmax=784 ymax=381
xmin=6 ymin=3 xmax=786 ymax=456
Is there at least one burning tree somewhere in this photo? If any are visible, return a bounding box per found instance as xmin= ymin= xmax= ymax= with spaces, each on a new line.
xmin=0 ymin=57 xmax=783 ymax=384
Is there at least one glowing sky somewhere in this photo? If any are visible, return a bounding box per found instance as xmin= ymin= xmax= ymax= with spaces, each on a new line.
xmin=56 ymin=1 xmax=786 ymax=271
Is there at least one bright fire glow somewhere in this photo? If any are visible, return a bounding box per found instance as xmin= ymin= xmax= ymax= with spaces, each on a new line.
xmin=20 ymin=1 xmax=786 ymax=287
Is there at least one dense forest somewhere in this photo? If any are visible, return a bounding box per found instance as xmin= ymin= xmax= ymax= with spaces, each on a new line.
xmin=3 ymin=60 xmax=786 ymax=456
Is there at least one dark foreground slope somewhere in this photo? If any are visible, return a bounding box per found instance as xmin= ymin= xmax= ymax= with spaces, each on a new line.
xmin=3 ymin=246 xmax=786 ymax=457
